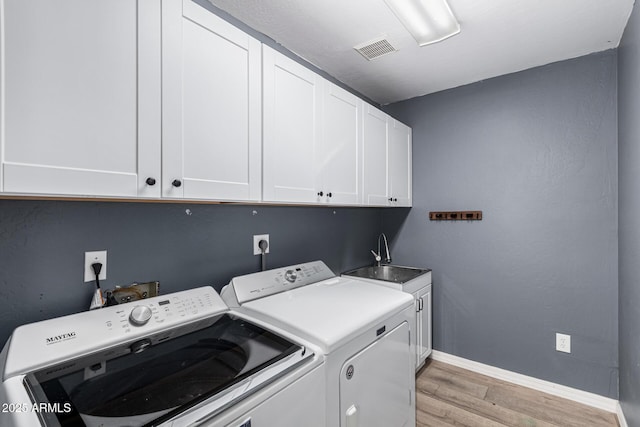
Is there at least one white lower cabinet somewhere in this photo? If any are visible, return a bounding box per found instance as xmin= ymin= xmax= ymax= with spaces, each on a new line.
xmin=162 ymin=0 xmax=262 ymax=201
xmin=0 ymin=0 xmax=161 ymax=198
xmin=414 ymin=284 xmax=433 ymax=368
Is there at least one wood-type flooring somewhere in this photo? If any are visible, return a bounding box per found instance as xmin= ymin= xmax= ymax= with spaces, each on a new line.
xmin=416 ymin=359 xmax=619 ymax=427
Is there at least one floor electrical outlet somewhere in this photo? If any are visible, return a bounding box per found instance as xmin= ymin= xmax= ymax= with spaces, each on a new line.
xmin=556 ymin=333 xmax=571 ymax=353
xmin=84 ymin=250 xmax=107 ymax=282
xmin=253 ymin=234 xmax=270 ymax=255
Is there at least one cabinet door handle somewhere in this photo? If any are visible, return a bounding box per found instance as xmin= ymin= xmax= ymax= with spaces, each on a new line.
xmin=317 ymin=191 xmax=324 ymax=197
xmin=389 ymin=197 xmax=393 ymax=202
xmin=145 ymin=177 xmax=156 ymax=186
xmin=172 ymin=179 xmax=182 ymax=188
xmin=420 ymin=297 xmax=424 ymax=311
xmin=327 ymin=192 xmax=332 ymax=198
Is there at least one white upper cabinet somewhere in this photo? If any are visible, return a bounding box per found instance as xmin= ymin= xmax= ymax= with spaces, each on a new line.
xmin=319 ymin=83 xmax=363 ymax=205
xmin=262 ymin=46 xmax=322 ymax=203
xmin=362 ymin=107 xmax=412 ymax=207
xmin=0 ymin=0 xmax=161 ymax=198
xmin=362 ymin=105 xmax=389 ymax=206
xmin=263 ymin=46 xmax=363 ymax=205
xmin=1 ymin=0 xmax=410 ymax=206
xmin=388 ymin=119 xmax=412 ymax=206
xmin=162 ymin=0 xmax=261 ymax=201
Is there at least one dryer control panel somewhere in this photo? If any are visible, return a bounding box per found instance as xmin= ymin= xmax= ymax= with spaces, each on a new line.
xmin=224 ymin=261 xmax=335 ymax=304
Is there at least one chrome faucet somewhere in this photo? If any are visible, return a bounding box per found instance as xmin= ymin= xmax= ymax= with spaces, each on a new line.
xmin=371 ymin=233 xmax=392 ymax=266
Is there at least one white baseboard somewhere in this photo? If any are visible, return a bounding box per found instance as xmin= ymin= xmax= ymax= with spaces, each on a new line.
xmin=617 ymin=402 xmax=629 ymax=427
xmin=430 ymin=350 xmax=618 ymax=414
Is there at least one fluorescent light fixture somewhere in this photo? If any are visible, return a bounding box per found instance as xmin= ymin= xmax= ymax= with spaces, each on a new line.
xmin=384 ymin=0 xmax=460 ymax=46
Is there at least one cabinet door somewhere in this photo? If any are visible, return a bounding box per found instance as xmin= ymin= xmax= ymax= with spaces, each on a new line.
xmin=416 ymin=285 xmax=432 ymax=367
xmin=388 ymin=119 xmax=412 ymax=206
xmin=262 ymin=46 xmax=322 ymax=203
xmin=0 ymin=0 xmax=161 ymax=198
xmin=320 ymin=83 xmax=362 ymax=205
xmin=362 ymin=106 xmax=389 ymax=206
xmin=162 ymin=0 xmax=261 ymax=201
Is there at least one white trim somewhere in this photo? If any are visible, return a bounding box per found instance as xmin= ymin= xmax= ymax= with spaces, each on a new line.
xmin=617 ymin=402 xmax=629 ymax=427
xmin=430 ymin=350 xmax=618 ymax=413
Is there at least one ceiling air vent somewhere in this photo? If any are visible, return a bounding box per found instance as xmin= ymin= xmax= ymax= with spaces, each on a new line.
xmin=354 ymin=37 xmax=397 ymax=61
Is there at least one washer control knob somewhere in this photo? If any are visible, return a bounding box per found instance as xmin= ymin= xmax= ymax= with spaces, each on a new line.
xmin=284 ymin=269 xmax=297 ymax=283
xmin=129 ymin=305 xmax=152 ymax=326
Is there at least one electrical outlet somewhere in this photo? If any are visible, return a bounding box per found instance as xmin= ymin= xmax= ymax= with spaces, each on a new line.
xmin=84 ymin=250 xmax=107 ymax=282
xmin=253 ymin=234 xmax=270 ymax=255
xmin=556 ymin=333 xmax=571 ymax=353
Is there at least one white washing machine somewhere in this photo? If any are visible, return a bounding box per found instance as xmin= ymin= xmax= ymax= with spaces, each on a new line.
xmin=0 ymin=287 xmax=325 ymax=427
xmin=221 ymin=261 xmax=416 ymax=427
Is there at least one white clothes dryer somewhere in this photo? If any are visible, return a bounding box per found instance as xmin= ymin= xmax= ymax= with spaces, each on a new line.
xmin=221 ymin=261 xmax=416 ymax=427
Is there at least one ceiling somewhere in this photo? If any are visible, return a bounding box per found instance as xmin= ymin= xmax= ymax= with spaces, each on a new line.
xmin=208 ymin=0 xmax=635 ymax=105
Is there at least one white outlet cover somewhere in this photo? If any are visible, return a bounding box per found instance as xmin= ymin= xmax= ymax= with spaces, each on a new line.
xmin=85 ymin=250 xmax=107 ymax=282
xmin=556 ymin=333 xmax=571 ymax=353
xmin=253 ymin=234 xmax=270 ymax=255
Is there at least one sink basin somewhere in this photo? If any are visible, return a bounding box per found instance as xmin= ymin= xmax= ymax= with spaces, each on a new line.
xmin=343 ymin=265 xmax=430 ymax=284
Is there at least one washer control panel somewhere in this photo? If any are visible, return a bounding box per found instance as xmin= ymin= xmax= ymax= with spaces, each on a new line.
xmin=3 ymin=287 xmax=228 ymax=378
xmin=228 ymin=261 xmax=335 ymax=304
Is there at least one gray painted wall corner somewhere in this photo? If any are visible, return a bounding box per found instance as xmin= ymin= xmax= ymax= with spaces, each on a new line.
xmin=384 ymin=51 xmax=619 ymax=398
xmin=618 ymin=1 xmax=640 ymax=423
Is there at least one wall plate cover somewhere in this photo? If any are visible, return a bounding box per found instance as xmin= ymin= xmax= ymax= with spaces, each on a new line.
xmin=84 ymin=250 xmax=107 ymax=282
xmin=556 ymin=333 xmax=571 ymax=353
xmin=253 ymin=234 xmax=270 ymax=255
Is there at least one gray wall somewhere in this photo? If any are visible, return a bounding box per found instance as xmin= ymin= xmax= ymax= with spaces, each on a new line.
xmin=0 ymin=200 xmax=384 ymax=344
xmin=384 ymin=51 xmax=619 ymax=398
xmin=618 ymin=2 xmax=640 ymax=423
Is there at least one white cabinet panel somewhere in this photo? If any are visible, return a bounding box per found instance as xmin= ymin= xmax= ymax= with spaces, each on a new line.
xmin=263 ymin=47 xmax=364 ymax=205
xmin=362 ymin=105 xmax=389 ymax=206
xmin=362 ymin=107 xmax=412 ymax=207
xmin=162 ymin=0 xmax=261 ymax=201
xmin=262 ymin=46 xmax=321 ymax=203
xmin=320 ymin=83 xmax=362 ymax=205
xmin=414 ymin=284 xmax=432 ymax=369
xmin=1 ymin=0 xmax=161 ymax=198
xmin=388 ymin=119 xmax=412 ymax=206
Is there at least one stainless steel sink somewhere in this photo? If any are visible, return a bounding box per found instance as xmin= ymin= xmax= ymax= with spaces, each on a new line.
xmin=343 ymin=265 xmax=431 ymax=284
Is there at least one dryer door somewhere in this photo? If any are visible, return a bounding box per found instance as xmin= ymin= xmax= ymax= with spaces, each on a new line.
xmin=339 ymin=321 xmax=412 ymax=427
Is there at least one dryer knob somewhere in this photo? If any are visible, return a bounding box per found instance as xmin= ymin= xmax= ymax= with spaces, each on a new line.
xmin=129 ymin=305 xmax=152 ymax=326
